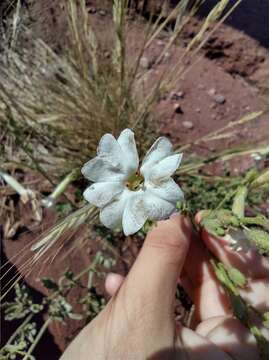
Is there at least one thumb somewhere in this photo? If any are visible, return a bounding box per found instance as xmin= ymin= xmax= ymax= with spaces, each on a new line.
xmin=124 ymin=214 xmax=191 ymax=312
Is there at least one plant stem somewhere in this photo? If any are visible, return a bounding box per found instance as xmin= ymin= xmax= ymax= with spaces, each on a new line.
xmin=22 ymin=318 xmax=51 ymax=360
xmin=232 ymin=186 xmax=248 ymax=218
xmin=74 ymin=255 xmax=100 ymax=283
xmin=0 ymin=170 xmax=32 ymax=203
xmin=6 ymin=314 xmax=33 ymax=346
xmin=44 ymin=253 xmax=101 ymax=305
xmin=51 ymin=169 xmax=80 ymax=200
xmin=42 ymin=169 xmax=80 ymax=208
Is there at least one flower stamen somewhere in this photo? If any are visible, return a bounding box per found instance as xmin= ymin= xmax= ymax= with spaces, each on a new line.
xmin=126 ymin=172 xmax=144 ymax=191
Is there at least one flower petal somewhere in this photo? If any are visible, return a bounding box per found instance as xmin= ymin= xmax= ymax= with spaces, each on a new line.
xmin=140 ymin=137 xmax=173 ymax=178
xmin=147 ymin=153 xmax=182 ymax=181
xmin=122 ymin=193 xmax=148 ymax=236
xmin=144 ymin=192 xmax=175 ymax=221
xmin=97 ymin=133 xmax=124 ymax=168
xmin=83 ymin=182 xmax=124 ymax=207
xmin=99 ymin=189 xmax=132 ymax=230
xmin=146 ymin=178 xmax=184 ymax=204
xmin=117 ymin=129 xmax=139 ymax=173
xmin=81 ymin=157 xmax=126 ymax=182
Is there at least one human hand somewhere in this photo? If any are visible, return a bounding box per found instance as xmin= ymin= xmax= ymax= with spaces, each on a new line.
xmin=61 ymin=214 xmax=269 ymax=360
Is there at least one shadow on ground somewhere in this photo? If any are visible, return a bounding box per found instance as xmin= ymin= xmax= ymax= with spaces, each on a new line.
xmin=190 ymin=0 xmax=269 ymax=48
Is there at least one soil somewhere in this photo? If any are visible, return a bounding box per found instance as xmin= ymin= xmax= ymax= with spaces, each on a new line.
xmin=1 ymin=0 xmax=269 ymax=358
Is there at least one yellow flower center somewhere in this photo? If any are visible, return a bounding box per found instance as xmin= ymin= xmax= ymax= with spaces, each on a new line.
xmin=126 ymin=172 xmax=144 ymax=191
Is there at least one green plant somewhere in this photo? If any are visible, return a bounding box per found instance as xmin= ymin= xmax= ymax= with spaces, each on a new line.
xmin=1 ymin=251 xmax=112 ymax=359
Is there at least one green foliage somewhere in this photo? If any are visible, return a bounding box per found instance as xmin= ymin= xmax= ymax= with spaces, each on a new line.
xmin=0 ymin=322 xmax=37 ymax=360
xmin=244 ymin=228 xmax=269 ymax=255
xmin=3 ymin=284 xmax=43 ymax=321
xmin=212 ymin=261 xmax=269 ymax=359
xmin=181 ymin=175 xmax=240 ymax=215
xmin=1 ymin=250 xmax=113 ymax=358
xmin=263 ymin=313 xmax=269 ymax=329
xmin=80 ymin=288 xmax=106 ymax=323
xmin=42 ymin=278 xmax=59 ymax=291
xmin=199 ymin=170 xmax=269 ymax=256
xmin=227 ymin=267 xmax=247 ymax=288
xmin=48 ymin=295 xmax=81 ymax=322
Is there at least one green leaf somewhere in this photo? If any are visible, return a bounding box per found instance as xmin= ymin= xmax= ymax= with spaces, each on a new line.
xmin=42 ymin=278 xmax=59 ymax=290
xmin=64 ymin=271 xmax=74 ymax=280
xmin=227 ymin=267 xmax=247 ymax=288
xmin=216 ymin=209 xmax=240 ymax=227
xmin=232 ymin=186 xmax=248 ymax=218
xmin=242 ymin=215 xmax=269 ymax=232
xmin=202 ymin=218 xmax=225 ymax=237
xmin=263 ymin=312 xmax=269 ymax=329
xmin=230 ymin=294 xmax=248 ymax=323
xmin=244 ymin=228 xmax=269 ymax=255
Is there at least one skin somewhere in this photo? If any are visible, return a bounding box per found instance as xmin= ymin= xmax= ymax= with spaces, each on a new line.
xmin=61 ymin=214 xmax=269 ymax=360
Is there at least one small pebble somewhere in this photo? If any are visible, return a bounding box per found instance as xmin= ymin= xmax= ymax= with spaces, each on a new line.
xmin=251 ymin=153 xmax=264 ymax=169
xmin=182 ymin=120 xmax=194 ymax=129
xmin=251 ymin=153 xmax=263 ymax=162
xmin=164 ymin=52 xmax=170 ymax=59
xmin=196 ymin=108 xmax=201 ymax=113
xmin=157 ymin=40 xmax=165 ymax=46
xmin=88 ymin=6 xmax=96 ymax=14
xmin=173 ymin=103 xmax=184 ymax=114
xmin=104 ymin=51 xmax=110 ymax=58
xmin=170 ymin=91 xmax=185 ymax=100
xmin=208 ymin=88 xmax=216 ymax=96
xmin=140 ymin=57 xmax=151 ymax=69
xmin=213 ymin=94 xmax=226 ymax=104
xmin=99 ymin=9 xmax=106 ymax=16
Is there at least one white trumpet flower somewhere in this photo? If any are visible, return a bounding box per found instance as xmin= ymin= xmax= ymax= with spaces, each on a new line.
xmin=82 ymin=129 xmax=184 ymax=235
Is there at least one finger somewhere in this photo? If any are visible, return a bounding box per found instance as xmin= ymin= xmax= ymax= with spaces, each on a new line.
xmin=196 ymin=212 xmax=269 ymax=279
xmin=124 ymin=214 xmax=191 ymax=313
xmin=176 ymin=326 xmax=233 ymax=360
xmin=196 ymin=316 xmax=260 ymax=360
xmin=105 ymin=273 xmax=125 ymax=297
xmin=196 ymin=315 xmax=231 ymax=337
xmin=183 ymin=230 xmax=230 ymax=321
xmin=202 ymin=228 xmax=269 ymax=279
xmin=194 ymin=262 xmax=231 ymax=321
xmin=240 ymin=279 xmax=269 ymax=312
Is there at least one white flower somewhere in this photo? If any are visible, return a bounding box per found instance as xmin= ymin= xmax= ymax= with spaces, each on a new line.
xmin=82 ymin=129 xmax=184 ymax=235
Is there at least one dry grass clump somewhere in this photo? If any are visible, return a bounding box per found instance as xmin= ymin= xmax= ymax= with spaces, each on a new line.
xmin=0 ymin=0 xmax=154 ymax=177
xmin=0 ymin=0 xmax=240 ymax=180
